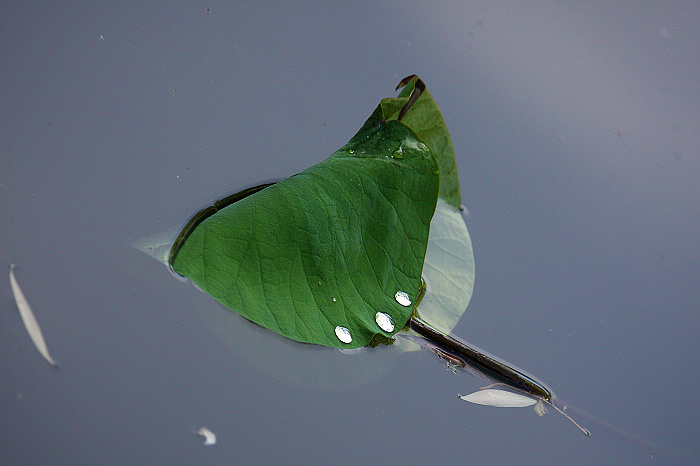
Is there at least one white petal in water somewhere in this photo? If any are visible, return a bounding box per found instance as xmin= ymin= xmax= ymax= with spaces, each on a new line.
xmin=9 ymin=264 xmax=57 ymax=367
xmin=459 ymin=389 xmax=537 ymax=408
xmin=197 ymin=427 xmax=217 ymax=445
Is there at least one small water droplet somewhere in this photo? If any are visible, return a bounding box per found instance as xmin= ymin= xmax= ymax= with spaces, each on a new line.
xmin=375 ymin=312 xmax=395 ymax=332
xmin=395 ymin=291 xmax=411 ymax=307
xmin=335 ymin=326 xmax=352 ymax=344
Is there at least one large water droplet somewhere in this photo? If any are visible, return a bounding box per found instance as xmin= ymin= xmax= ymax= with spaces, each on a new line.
xmin=375 ymin=312 xmax=395 ymax=332
xmin=334 ymin=326 xmax=352 ymax=344
xmin=395 ymin=290 xmax=411 ymax=307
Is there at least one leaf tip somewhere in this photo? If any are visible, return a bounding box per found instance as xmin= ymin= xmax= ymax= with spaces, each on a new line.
xmin=396 ymin=76 xmax=426 ymax=121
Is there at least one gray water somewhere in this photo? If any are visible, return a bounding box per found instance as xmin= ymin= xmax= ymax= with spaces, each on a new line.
xmin=2 ymin=2 xmax=699 ymax=464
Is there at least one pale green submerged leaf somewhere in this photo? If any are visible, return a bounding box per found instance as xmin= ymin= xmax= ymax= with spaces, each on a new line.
xmin=459 ymin=389 xmax=537 ymax=408
xmin=9 ymin=264 xmax=57 ymax=367
xmin=417 ymin=198 xmax=474 ymax=334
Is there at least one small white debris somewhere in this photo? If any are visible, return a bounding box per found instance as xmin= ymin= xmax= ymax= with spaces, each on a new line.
xmin=533 ymin=399 xmax=548 ymax=416
xmin=459 ymin=389 xmax=537 ymax=408
xmin=394 ymin=290 xmax=411 ymax=307
xmin=197 ymin=427 xmax=216 ymax=445
xmin=375 ymin=312 xmax=395 ymax=332
xmin=9 ymin=264 xmax=57 ymax=366
xmin=334 ymin=326 xmax=352 ymax=344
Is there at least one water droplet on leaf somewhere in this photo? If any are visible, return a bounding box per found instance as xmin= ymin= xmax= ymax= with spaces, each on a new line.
xmin=334 ymin=326 xmax=352 ymax=344
xmin=395 ymin=291 xmax=411 ymax=307
xmin=375 ymin=312 xmax=395 ymax=332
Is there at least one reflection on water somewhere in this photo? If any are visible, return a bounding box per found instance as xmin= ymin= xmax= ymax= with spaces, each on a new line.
xmin=196 ymin=292 xmax=405 ymax=389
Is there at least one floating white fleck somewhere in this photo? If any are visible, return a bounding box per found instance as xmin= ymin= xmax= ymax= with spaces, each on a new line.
xmin=375 ymin=312 xmax=395 ymax=332
xmin=334 ymin=326 xmax=352 ymax=344
xmin=533 ymin=399 xmax=547 ymax=416
xmin=197 ymin=427 xmax=217 ymax=445
xmin=394 ymin=290 xmax=411 ymax=307
xmin=459 ymin=389 xmax=537 ymax=408
xmin=9 ymin=264 xmax=57 ymax=367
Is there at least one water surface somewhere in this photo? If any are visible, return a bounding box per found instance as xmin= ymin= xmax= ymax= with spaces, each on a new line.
xmin=2 ymin=2 xmax=699 ymax=464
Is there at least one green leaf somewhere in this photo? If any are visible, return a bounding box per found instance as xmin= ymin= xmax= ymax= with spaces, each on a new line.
xmin=389 ymin=76 xmax=462 ymax=209
xmin=170 ymin=96 xmax=440 ymax=349
xmin=137 ymin=78 xmax=564 ymax=410
xmin=170 ymin=195 xmax=475 ymax=389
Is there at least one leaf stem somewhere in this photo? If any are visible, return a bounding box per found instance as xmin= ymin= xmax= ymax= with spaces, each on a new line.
xmin=395 ymin=75 xmax=425 ymax=121
xmin=408 ymin=315 xmax=552 ymax=401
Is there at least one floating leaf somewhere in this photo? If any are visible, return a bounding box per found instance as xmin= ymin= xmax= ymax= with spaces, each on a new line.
xmin=144 ymin=76 xmax=550 ymax=403
xmin=132 ymin=77 xmax=593 ymax=435
xmin=459 ymin=389 xmax=537 ymax=408
xmin=9 ymin=264 xmax=57 ymax=367
xmin=169 ymin=77 xmax=441 ymax=349
xmin=132 ymin=76 xmax=473 ymax=386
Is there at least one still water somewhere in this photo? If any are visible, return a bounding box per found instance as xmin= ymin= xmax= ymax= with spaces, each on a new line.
xmin=2 ymin=2 xmax=699 ymax=464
